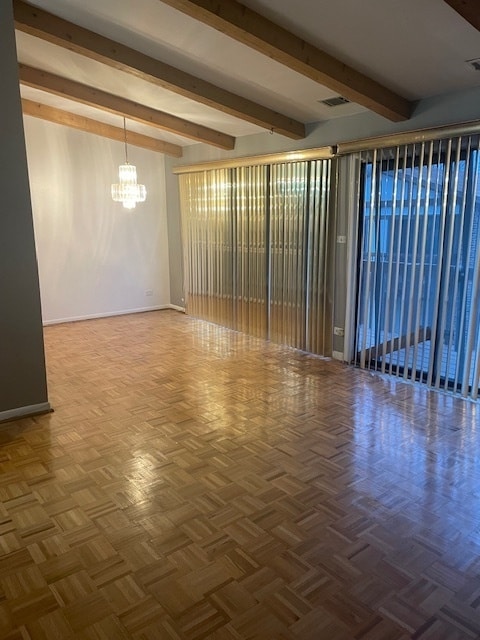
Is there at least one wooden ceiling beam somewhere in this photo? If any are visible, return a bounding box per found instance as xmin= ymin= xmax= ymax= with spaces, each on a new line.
xmin=21 ymin=99 xmax=183 ymax=157
xmin=18 ymin=65 xmax=235 ymax=150
xmin=443 ymin=0 xmax=480 ymax=32
xmin=159 ymin=0 xmax=414 ymax=123
xmin=13 ymin=0 xmax=305 ymax=139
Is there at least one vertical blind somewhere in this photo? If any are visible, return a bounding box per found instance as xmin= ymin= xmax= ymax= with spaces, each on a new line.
xmin=181 ymin=168 xmax=234 ymax=327
xmin=269 ymin=162 xmax=307 ymax=349
xmin=234 ymin=165 xmax=268 ymax=338
xmin=355 ymin=135 xmax=480 ymax=399
xmin=179 ymin=159 xmax=333 ymax=356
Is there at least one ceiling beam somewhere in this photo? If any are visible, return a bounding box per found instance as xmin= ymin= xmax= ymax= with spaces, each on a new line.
xmin=13 ymin=0 xmax=305 ymax=139
xmin=159 ymin=0 xmax=414 ymax=122
xmin=443 ymin=0 xmax=480 ymax=31
xmin=21 ymin=99 xmax=183 ymax=157
xmin=18 ymin=65 xmax=235 ymax=150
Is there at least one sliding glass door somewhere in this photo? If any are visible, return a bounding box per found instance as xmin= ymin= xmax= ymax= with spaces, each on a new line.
xmin=179 ymin=158 xmax=333 ymax=356
xmin=355 ymin=136 xmax=480 ymax=399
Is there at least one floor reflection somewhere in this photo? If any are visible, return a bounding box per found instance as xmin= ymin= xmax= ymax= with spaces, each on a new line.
xmin=1 ymin=310 xmax=479 ymax=638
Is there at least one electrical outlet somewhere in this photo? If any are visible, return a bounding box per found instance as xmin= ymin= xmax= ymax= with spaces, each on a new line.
xmin=337 ymin=235 xmax=347 ymax=244
xmin=333 ymin=326 xmax=345 ymax=337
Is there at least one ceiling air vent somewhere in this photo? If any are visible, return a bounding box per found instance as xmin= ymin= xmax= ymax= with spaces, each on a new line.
xmin=320 ymin=96 xmax=351 ymax=107
xmin=466 ymin=58 xmax=480 ymax=71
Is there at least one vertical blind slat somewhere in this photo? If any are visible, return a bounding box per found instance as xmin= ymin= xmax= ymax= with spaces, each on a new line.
xmin=404 ymin=143 xmax=425 ymax=379
xmin=435 ymin=140 xmax=457 ymax=389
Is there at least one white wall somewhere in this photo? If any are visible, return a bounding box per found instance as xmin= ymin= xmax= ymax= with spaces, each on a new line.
xmin=23 ymin=117 xmax=170 ymax=324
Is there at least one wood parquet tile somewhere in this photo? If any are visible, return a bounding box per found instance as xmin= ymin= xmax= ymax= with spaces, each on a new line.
xmin=1 ymin=309 xmax=480 ymax=638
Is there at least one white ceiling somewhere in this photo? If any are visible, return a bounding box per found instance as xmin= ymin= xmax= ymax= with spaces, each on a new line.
xmin=15 ymin=0 xmax=480 ymax=148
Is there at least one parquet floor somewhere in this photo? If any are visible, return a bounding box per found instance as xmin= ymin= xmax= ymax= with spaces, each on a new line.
xmin=1 ymin=310 xmax=480 ymax=639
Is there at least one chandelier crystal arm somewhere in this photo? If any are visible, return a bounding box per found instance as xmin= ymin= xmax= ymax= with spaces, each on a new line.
xmin=111 ymin=116 xmax=146 ymax=210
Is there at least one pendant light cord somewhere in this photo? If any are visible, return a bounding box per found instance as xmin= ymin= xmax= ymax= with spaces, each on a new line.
xmin=123 ymin=117 xmax=129 ymax=164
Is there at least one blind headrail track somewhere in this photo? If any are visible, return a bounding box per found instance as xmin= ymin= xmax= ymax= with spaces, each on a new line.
xmin=173 ymin=120 xmax=480 ymax=174
xmin=172 ymin=147 xmax=334 ymax=174
xmin=337 ymin=120 xmax=480 ymax=154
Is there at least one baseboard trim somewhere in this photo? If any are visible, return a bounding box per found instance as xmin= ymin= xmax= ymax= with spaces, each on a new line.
xmin=332 ymin=350 xmax=345 ymax=362
xmin=0 ymin=402 xmax=52 ymax=424
xmin=169 ymin=304 xmax=186 ymax=312
xmin=43 ymin=305 xmax=171 ymax=326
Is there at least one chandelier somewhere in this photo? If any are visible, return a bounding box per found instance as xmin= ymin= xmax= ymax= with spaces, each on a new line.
xmin=111 ymin=117 xmax=146 ymax=210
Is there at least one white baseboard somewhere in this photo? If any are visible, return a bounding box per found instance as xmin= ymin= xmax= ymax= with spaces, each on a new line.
xmin=169 ymin=304 xmax=186 ymax=312
xmin=332 ymin=350 xmax=345 ymax=361
xmin=0 ymin=402 xmax=52 ymax=424
xmin=43 ymin=305 xmax=171 ymax=326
